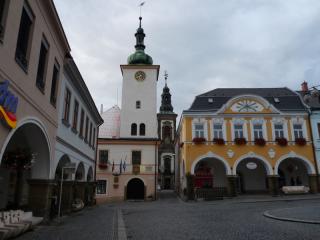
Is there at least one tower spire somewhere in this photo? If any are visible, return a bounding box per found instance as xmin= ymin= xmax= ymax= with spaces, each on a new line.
xmin=160 ymin=72 xmax=174 ymax=113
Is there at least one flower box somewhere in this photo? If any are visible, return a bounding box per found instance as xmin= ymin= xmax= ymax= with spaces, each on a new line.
xmin=213 ymin=138 xmax=225 ymax=145
xmin=192 ymin=137 xmax=206 ymax=144
xmin=234 ymin=137 xmax=247 ymax=145
xmin=276 ymin=138 xmax=287 ymax=146
xmin=254 ymin=138 xmax=266 ymax=146
xmin=98 ymin=163 xmax=108 ymax=169
xmin=295 ymin=137 xmax=306 ymax=146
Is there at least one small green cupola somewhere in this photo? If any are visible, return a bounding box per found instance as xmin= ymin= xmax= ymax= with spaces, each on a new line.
xmin=127 ymin=17 xmax=153 ymax=65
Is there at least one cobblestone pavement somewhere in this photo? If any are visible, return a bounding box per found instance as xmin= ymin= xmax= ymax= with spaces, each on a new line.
xmin=16 ymin=204 xmax=115 ymax=240
xmin=122 ymin=192 xmax=320 ymax=240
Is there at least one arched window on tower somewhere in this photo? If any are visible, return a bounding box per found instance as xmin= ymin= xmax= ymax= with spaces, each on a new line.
xmin=131 ymin=123 xmax=137 ymax=136
xmin=140 ymin=123 xmax=145 ymax=136
xmin=162 ymin=123 xmax=172 ymax=143
xmin=136 ymin=101 xmax=141 ymax=109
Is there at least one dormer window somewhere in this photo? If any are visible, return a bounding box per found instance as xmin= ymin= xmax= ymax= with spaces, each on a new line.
xmin=136 ymin=101 xmax=141 ymax=109
xmin=208 ymin=98 xmax=213 ymax=103
xmin=274 ymin=97 xmax=280 ymax=103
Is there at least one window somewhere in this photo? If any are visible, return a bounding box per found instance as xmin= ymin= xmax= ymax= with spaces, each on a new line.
xmin=139 ymin=123 xmax=145 ymax=136
xmin=92 ymin=128 xmax=96 ymax=148
xmin=293 ymin=124 xmax=303 ymax=139
xmin=72 ymin=100 xmax=79 ymax=131
xmin=89 ymin=122 xmax=93 ymax=146
xmin=0 ymin=0 xmax=9 ymax=40
xmin=213 ymin=123 xmax=223 ymax=139
xmin=208 ymin=98 xmax=213 ymax=103
xmin=132 ymin=151 xmax=141 ymax=165
xmin=274 ymin=124 xmax=284 ymax=138
xmin=99 ymin=150 xmax=108 ymax=164
xmin=50 ymin=61 xmax=60 ymax=106
xmin=253 ymin=124 xmax=263 ymax=139
xmin=136 ymin=101 xmax=141 ymax=109
xmin=85 ymin=116 xmax=89 ymax=142
xmin=96 ymin=180 xmax=107 ymax=195
xmin=234 ymin=124 xmax=244 ymax=138
xmin=131 ymin=123 xmax=137 ymax=136
xmin=79 ymin=109 xmax=84 ymax=138
xmin=63 ymin=89 xmax=71 ymax=123
xmin=36 ymin=37 xmax=49 ymax=91
xmin=274 ymin=97 xmax=280 ymax=103
xmin=15 ymin=2 xmax=34 ymax=71
xmin=194 ymin=123 xmax=204 ymax=138
xmin=162 ymin=125 xmax=172 ymax=140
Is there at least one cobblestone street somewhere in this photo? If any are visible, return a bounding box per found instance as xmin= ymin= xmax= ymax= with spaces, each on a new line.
xmin=16 ymin=192 xmax=320 ymax=240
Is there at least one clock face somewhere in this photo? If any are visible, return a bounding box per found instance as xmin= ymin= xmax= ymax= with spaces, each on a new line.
xmin=134 ymin=71 xmax=146 ymax=81
xmin=231 ymin=100 xmax=263 ymax=112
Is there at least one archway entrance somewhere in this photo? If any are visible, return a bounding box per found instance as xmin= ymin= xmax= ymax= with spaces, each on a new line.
xmin=0 ymin=123 xmax=50 ymax=210
xmin=277 ymin=158 xmax=309 ymax=187
xmin=236 ymin=158 xmax=268 ymax=194
xmin=126 ymin=178 xmax=145 ymax=200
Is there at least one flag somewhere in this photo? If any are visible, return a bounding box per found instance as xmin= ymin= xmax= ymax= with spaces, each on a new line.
xmin=119 ymin=160 xmax=122 ymax=174
xmin=139 ymin=2 xmax=145 ymax=6
xmin=112 ymin=161 xmax=114 ymax=172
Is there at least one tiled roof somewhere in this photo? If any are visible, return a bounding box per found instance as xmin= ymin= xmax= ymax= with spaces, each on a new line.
xmin=186 ymin=88 xmax=307 ymax=112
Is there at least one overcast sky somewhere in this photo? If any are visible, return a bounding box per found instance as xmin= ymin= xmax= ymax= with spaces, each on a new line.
xmin=54 ymin=0 xmax=320 ymax=115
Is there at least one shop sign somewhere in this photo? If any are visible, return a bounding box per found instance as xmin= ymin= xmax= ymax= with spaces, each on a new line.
xmin=0 ymin=80 xmax=18 ymax=129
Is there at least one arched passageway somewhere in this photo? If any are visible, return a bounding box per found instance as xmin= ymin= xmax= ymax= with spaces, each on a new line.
xmin=235 ymin=158 xmax=269 ymax=194
xmin=126 ymin=178 xmax=145 ymax=200
xmin=0 ymin=123 xmax=50 ymax=209
xmin=277 ymin=158 xmax=309 ymax=187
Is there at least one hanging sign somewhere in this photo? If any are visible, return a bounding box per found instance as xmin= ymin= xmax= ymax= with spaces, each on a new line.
xmin=0 ymin=80 xmax=18 ymax=129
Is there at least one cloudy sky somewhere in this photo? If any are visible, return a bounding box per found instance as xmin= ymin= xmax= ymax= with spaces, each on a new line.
xmin=54 ymin=0 xmax=320 ymax=115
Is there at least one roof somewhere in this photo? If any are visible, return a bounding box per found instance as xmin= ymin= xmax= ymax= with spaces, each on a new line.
xmin=297 ymin=90 xmax=320 ymax=110
xmin=186 ymin=88 xmax=307 ymax=112
xmin=99 ymin=105 xmax=120 ymax=138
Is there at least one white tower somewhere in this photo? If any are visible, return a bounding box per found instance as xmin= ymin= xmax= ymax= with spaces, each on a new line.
xmin=120 ymin=17 xmax=159 ymax=139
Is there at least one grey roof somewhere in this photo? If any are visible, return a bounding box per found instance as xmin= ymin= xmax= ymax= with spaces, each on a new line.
xmin=297 ymin=90 xmax=320 ymax=110
xmin=186 ymin=88 xmax=307 ymax=112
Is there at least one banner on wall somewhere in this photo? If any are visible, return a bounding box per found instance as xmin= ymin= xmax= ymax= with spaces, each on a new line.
xmin=0 ymin=80 xmax=18 ymax=129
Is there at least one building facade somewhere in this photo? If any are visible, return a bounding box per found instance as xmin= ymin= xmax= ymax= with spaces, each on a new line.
xmin=0 ymin=0 xmax=70 ymax=217
xmin=157 ymin=75 xmax=177 ymax=189
xmin=176 ymin=88 xmax=319 ymax=199
xmin=52 ymin=58 xmax=103 ymax=216
xmin=96 ymin=17 xmax=159 ymax=203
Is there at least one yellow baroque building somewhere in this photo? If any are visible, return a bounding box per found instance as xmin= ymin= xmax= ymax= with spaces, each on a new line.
xmin=176 ymin=88 xmax=319 ymax=198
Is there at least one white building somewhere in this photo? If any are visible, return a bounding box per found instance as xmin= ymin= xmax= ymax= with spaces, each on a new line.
xmin=96 ymin=17 xmax=159 ymax=202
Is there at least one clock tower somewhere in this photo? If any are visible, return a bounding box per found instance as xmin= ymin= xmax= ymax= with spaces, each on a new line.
xmin=120 ymin=17 xmax=160 ymax=138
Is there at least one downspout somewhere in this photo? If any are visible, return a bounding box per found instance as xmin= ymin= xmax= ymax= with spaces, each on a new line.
xmin=154 ymin=141 xmax=157 ymax=200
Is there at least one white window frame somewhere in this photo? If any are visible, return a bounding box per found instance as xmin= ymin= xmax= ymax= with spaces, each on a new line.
xmin=271 ymin=118 xmax=289 ymax=140
xmin=290 ymin=117 xmax=307 ymax=140
xmin=96 ymin=179 xmax=107 ymax=195
xmin=250 ymin=118 xmax=267 ymax=140
xmin=231 ymin=118 xmax=248 ymax=140
xmin=192 ymin=118 xmax=208 ymax=139
xmin=212 ymin=118 xmax=226 ymax=140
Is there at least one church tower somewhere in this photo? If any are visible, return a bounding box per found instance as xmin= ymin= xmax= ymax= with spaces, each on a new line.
xmin=157 ymin=72 xmax=177 ymax=189
xmin=120 ymin=17 xmax=160 ymax=138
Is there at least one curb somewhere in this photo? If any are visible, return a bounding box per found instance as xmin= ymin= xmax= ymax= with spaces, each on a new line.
xmin=263 ymin=210 xmax=320 ymax=224
xmin=237 ymin=197 xmax=320 ymax=204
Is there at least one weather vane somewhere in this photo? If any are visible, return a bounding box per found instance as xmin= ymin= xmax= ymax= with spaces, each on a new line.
xmin=164 ymin=70 xmax=168 ymax=85
xmin=139 ymin=2 xmax=145 ymax=18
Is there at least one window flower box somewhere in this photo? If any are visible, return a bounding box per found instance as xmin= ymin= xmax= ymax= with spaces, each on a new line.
xmin=213 ymin=138 xmax=225 ymax=145
xmin=276 ymin=137 xmax=287 ymax=146
xmin=254 ymin=138 xmax=266 ymax=146
xmin=98 ymin=163 xmax=108 ymax=169
xmin=295 ymin=137 xmax=306 ymax=146
xmin=234 ymin=137 xmax=247 ymax=145
xmin=192 ymin=137 xmax=206 ymax=144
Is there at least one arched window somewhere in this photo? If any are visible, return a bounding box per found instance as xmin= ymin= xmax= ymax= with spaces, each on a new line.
xmin=140 ymin=123 xmax=145 ymax=136
xmin=131 ymin=123 xmax=137 ymax=136
xmin=136 ymin=101 xmax=141 ymax=109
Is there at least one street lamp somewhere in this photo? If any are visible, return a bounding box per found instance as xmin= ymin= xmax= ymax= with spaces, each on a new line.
xmin=58 ymin=162 xmax=76 ymax=221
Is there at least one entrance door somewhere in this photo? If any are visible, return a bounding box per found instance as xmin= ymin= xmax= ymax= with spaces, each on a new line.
xmin=126 ymin=178 xmax=145 ymax=200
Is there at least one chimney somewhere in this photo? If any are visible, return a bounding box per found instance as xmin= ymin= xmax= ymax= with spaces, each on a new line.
xmin=100 ymin=104 xmax=103 ymax=114
xmin=301 ymin=81 xmax=308 ymax=92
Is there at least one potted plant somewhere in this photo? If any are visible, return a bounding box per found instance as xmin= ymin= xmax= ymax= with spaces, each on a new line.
xmin=98 ymin=163 xmax=108 ymax=169
xmin=254 ymin=138 xmax=266 ymax=146
xmin=295 ymin=137 xmax=306 ymax=146
xmin=213 ymin=138 xmax=225 ymax=145
xmin=192 ymin=137 xmax=206 ymax=144
xmin=276 ymin=137 xmax=288 ymax=146
xmin=234 ymin=137 xmax=247 ymax=145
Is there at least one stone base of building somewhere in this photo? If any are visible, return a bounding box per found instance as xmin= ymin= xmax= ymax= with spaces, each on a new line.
xmin=308 ymin=174 xmax=319 ymax=193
